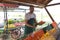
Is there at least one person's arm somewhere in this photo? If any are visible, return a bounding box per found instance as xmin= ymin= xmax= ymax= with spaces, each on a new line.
xmin=34 ymin=18 xmax=38 ymax=26
xmin=34 ymin=17 xmax=45 ymax=25
xmin=34 ymin=14 xmax=38 ymax=25
xmin=25 ymin=19 xmax=34 ymax=28
xmin=34 ymin=18 xmax=37 ymax=24
xmin=34 ymin=14 xmax=45 ymax=25
xmin=38 ymin=21 xmax=45 ymax=25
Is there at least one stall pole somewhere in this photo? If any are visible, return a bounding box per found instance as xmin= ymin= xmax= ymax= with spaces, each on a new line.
xmin=3 ymin=6 xmax=8 ymax=34
xmin=44 ymin=7 xmax=55 ymax=22
xmin=47 ymin=3 xmax=60 ymax=7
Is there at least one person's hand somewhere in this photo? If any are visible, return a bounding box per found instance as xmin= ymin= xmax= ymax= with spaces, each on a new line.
xmin=30 ymin=25 xmax=36 ymax=28
xmin=29 ymin=25 xmax=34 ymax=28
xmin=38 ymin=21 xmax=45 ymax=25
xmin=33 ymin=26 xmax=36 ymax=28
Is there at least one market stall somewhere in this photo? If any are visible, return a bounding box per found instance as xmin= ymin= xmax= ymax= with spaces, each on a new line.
xmin=0 ymin=0 xmax=60 ymax=40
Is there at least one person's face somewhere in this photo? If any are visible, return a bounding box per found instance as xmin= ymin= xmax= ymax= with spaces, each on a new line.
xmin=30 ymin=6 xmax=34 ymax=13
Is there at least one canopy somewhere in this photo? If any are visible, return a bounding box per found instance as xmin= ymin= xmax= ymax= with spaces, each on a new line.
xmin=0 ymin=0 xmax=60 ymax=8
xmin=0 ymin=3 xmax=19 ymax=8
xmin=0 ymin=0 xmax=52 ymax=8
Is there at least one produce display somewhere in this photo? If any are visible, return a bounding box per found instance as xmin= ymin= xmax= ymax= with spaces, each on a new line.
xmin=24 ymin=28 xmax=56 ymax=40
xmin=0 ymin=17 xmax=58 ymax=40
xmin=4 ymin=18 xmax=25 ymax=29
xmin=24 ymin=30 xmax=44 ymax=40
xmin=52 ymin=22 xmax=57 ymax=28
xmin=23 ymin=23 xmax=57 ymax=40
xmin=8 ymin=19 xmax=14 ymax=24
xmin=40 ymin=32 xmax=56 ymax=40
xmin=4 ymin=24 xmax=16 ymax=30
xmin=14 ymin=22 xmax=25 ymax=27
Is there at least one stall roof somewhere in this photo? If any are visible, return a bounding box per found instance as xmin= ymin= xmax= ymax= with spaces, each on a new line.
xmin=0 ymin=0 xmax=52 ymax=8
xmin=0 ymin=0 xmax=60 ymax=8
xmin=0 ymin=3 xmax=19 ymax=8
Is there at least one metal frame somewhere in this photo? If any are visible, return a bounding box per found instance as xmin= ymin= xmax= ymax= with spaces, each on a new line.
xmin=3 ymin=6 xmax=8 ymax=33
xmin=47 ymin=3 xmax=60 ymax=7
xmin=45 ymin=3 xmax=60 ymax=22
xmin=44 ymin=7 xmax=55 ymax=22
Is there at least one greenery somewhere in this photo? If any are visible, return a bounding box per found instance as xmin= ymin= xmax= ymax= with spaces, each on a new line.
xmin=8 ymin=19 xmax=14 ymax=24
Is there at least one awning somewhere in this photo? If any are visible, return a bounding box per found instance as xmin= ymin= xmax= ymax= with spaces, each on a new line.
xmin=0 ymin=3 xmax=19 ymax=8
xmin=0 ymin=0 xmax=52 ymax=8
